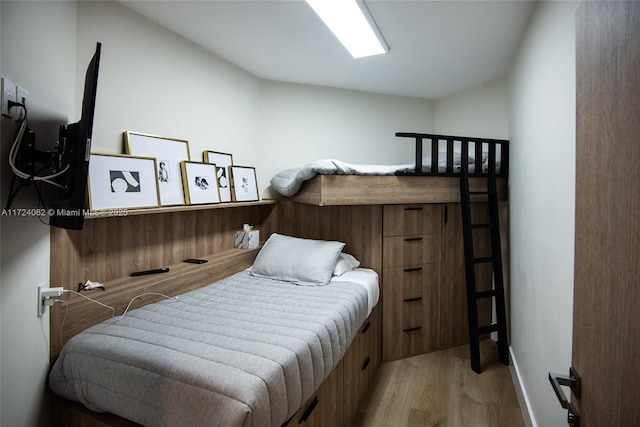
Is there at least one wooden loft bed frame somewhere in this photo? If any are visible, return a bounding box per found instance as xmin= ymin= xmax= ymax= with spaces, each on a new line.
xmin=288 ymin=133 xmax=509 ymax=206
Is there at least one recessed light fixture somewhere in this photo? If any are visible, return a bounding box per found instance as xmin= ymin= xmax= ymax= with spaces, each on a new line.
xmin=306 ymin=0 xmax=389 ymax=58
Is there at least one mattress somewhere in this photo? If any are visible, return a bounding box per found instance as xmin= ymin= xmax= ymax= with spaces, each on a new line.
xmin=48 ymin=269 xmax=377 ymax=427
xmin=270 ymin=155 xmax=501 ymax=197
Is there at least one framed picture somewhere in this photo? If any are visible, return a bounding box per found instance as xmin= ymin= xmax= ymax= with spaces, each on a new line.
xmin=88 ymin=153 xmax=160 ymax=210
xmin=180 ymin=161 xmax=221 ymax=205
xmin=230 ymin=165 xmax=259 ymax=202
xmin=124 ymin=131 xmax=191 ymax=206
xmin=203 ymin=150 xmax=233 ymax=202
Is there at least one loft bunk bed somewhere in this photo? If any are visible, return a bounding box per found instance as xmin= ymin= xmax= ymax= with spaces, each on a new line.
xmin=270 ymin=133 xmax=509 ymax=206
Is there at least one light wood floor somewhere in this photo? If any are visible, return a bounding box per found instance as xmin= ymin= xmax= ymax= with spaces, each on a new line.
xmin=354 ymin=341 xmax=525 ymax=427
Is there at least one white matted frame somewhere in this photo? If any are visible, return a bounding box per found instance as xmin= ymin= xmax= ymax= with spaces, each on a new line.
xmin=180 ymin=161 xmax=221 ymax=205
xmin=88 ymin=153 xmax=160 ymax=210
xmin=124 ymin=131 xmax=191 ymax=206
xmin=203 ymin=150 xmax=233 ymax=202
xmin=230 ymin=165 xmax=259 ymax=202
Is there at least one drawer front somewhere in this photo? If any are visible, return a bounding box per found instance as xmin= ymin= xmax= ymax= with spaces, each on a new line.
xmin=382 ymin=264 xmax=440 ymax=361
xmin=383 ymin=234 xmax=441 ymax=267
xmin=383 ymin=204 xmax=441 ymax=236
xmin=292 ymin=360 xmax=342 ymax=427
xmin=384 ymin=263 xmax=440 ymax=298
xmin=383 ymin=266 xmax=438 ymax=330
xmin=343 ymin=307 xmax=381 ymax=427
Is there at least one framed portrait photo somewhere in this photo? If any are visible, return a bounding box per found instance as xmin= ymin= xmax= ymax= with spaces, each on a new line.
xmin=203 ymin=150 xmax=233 ymax=202
xmin=180 ymin=161 xmax=221 ymax=205
xmin=88 ymin=153 xmax=160 ymax=210
xmin=124 ymin=131 xmax=191 ymax=206
xmin=230 ymin=165 xmax=259 ymax=202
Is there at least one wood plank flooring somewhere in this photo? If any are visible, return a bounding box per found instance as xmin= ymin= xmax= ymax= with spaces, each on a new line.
xmin=354 ymin=341 xmax=525 ymax=427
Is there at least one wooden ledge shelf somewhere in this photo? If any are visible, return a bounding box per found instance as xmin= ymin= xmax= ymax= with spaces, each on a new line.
xmin=86 ymin=199 xmax=277 ymax=219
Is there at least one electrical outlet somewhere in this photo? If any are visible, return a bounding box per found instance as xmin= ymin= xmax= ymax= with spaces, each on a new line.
xmin=1 ymin=76 xmax=17 ymax=118
xmin=38 ymin=282 xmax=64 ymax=317
xmin=16 ymin=85 xmax=28 ymax=120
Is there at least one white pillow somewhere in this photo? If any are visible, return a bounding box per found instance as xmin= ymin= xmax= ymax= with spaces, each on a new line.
xmin=333 ymin=253 xmax=360 ymax=276
xmin=250 ymin=233 xmax=345 ymax=286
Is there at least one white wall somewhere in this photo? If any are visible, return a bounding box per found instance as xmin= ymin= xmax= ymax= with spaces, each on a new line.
xmin=507 ymin=2 xmax=579 ymax=426
xmin=1 ymin=2 xmax=77 ymax=427
xmin=258 ymin=81 xmax=432 ymax=198
xmin=433 ymin=77 xmax=509 ymax=140
xmin=0 ymin=2 xmax=435 ymax=426
xmin=76 ymin=1 xmax=262 ymax=184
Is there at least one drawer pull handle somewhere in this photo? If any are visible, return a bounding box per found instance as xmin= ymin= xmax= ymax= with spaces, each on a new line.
xmin=361 ymin=356 xmax=371 ymax=371
xmin=404 ymin=237 xmax=423 ymax=242
xmin=403 ymin=326 xmax=422 ymax=333
xmin=298 ymin=397 xmax=319 ymax=424
xmin=404 ymin=297 xmax=423 ymax=302
xmin=404 ymin=207 xmax=424 ymax=211
xmin=361 ymin=321 xmax=371 ymax=333
xmin=404 ymin=267 xmax=423 ymax=272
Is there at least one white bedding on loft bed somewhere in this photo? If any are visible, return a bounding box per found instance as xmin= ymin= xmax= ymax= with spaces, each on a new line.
xmin=270 ymin=154 xmax=501 ymax=197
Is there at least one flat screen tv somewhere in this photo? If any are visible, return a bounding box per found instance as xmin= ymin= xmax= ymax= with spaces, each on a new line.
xmin=49 ymin=42 xmax=101 ymax=230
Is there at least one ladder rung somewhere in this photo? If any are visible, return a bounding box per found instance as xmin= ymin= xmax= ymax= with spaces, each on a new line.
xmin=476 ymin=290 xmax=499 ymax=299
xmin=477 ymin=323 xmax=503 ymax=335
xmin=473 ymin=256 xmax=497 ymax=264
xmin=472 ymin=223 xmax=497 ymax=229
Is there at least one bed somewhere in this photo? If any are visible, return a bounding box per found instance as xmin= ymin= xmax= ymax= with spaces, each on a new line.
xmin=48 ymin=233 xmax=379 ymax=427
xmin=270 ymin=133 xmax=509 ymax=205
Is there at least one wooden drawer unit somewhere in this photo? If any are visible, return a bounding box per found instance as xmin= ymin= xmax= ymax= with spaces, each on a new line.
xmin=289 ymin=306 xmax=381 ymax=427
xmin=382 ymin=263 xmax=440 ymax=360
xmin=382 ymin=204 xmax=442 ymax=361
xmin=343 ymin=306 xmax=381 ymax=427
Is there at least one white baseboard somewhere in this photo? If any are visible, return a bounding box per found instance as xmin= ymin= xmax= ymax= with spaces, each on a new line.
xmin=509 ymin=346 xmax=537 ymax=427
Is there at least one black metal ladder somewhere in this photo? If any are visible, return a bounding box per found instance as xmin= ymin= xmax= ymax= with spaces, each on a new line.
xmin=459 ymin=160 xmax=509 ymax=374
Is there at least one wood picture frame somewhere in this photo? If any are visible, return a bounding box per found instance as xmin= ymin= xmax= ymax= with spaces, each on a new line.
xmin=230 ymin=165 xmax=259 ymax=202
xmin=124 ymin=131 xmax=191 ymax=206
xmin=88 ymin=153 xmax=160 ymax=210
xmin=203 ymin=150 xmax=233 ymax=202
xmin=180 ymin=161 xmax=221 ymax=205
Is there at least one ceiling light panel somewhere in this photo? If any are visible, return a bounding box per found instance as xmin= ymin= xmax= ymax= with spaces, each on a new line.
xmin=306 ymin=0 xmax=388 ymax=58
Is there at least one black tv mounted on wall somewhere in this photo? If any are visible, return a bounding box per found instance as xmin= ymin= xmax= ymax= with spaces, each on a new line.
xmin=49 ymin=42 xmax=102 ymax=230
xmin=4 ymin=42 xmax=101 ymax=230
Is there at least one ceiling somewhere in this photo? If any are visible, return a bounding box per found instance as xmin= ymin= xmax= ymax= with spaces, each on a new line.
xmin=119 ymin=0 xmax=537 ymax=100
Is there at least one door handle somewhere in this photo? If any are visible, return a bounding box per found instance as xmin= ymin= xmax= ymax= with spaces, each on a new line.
xmin=549 ymin=367 xmax=581 ymax=426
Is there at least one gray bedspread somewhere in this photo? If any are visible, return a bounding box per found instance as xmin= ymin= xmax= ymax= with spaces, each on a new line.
xmin=49 ymin=270 xmax=370 ymax=427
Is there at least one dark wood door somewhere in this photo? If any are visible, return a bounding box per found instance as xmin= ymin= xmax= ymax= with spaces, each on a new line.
xmin=572 ymin=1 xmax=640 ymax=425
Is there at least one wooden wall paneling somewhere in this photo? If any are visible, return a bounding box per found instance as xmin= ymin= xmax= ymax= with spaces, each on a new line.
xmin=278 ymin=201 xmax=383 ymax=273
xmin=50 ymin=204 xmax=278 ymax=357
xmin=51 ymin=204 xmax=278 ymax=288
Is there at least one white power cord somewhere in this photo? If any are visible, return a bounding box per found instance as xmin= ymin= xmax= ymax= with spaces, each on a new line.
xmin=117 ymin=292 xmax=179 ymax=321
xmin=7 ymin=106 xmax=69 ymax=189
xmin=51 ymin=290 xmax=179 ymax=348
